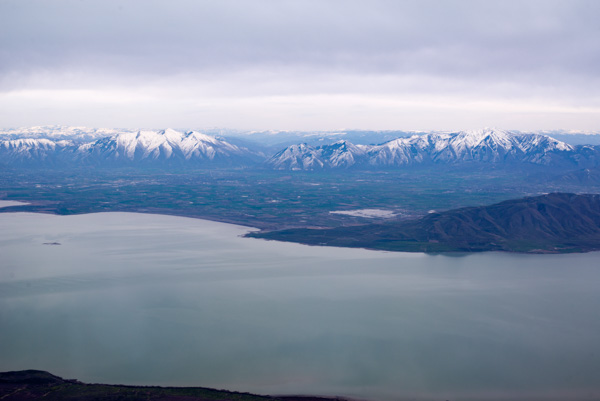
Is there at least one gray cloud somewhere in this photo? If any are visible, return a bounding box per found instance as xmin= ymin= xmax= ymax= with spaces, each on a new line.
xmin=2 ymin=1 xmax=599 ymax=80
xmin=1 ymin=0 xmax=599 ymax=130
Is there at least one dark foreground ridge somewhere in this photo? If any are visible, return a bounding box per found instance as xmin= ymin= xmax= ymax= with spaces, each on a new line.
xmin=249 ymin=193 xmax=600 ymax=253
xmin=0 ymin=370 xmax=351 ymax=401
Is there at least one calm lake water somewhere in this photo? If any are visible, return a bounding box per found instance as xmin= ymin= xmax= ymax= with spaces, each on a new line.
xmin=1 ymin=204 xmax=600 ymax=400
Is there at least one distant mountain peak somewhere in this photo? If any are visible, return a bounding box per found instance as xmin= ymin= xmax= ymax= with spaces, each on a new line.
xmin=0 ymin=127 xmax=597 ymax=170
xmin=265 ymin=129 xmax=590 ymax=170
xmin=0 ymin=127 xmax=261 ymax=166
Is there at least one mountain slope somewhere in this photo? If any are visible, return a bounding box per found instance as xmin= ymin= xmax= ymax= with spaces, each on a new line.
xmin=249 ymin=193 xmax=600 ymax=253
xmin=266 ymin=140 xmax=367 ymax=170
xmin=76 ymin=129 xmax=259 ymax=166
xmin=0 ymin=128 xmax=260 ymax=167
xmin=0 ymin=125 xmax=127 ymax=142
xmin=3 ymin=127 xmax=600 ymax=170
xmin=0 ymin=138 xmax=74 ymax=165
xmin=267 ymin=128 xmax=593 ymax=170
xmin=266 ymin=143 xmax=325 ymax=170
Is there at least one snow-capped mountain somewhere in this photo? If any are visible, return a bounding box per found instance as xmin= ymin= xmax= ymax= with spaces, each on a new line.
xmin=0 ymin=125 xmax=129 ymax=142
xmin=2 ymin=127 xmax=599 ymax=170
xmin=75 ymin=129 xmax=259 ymax=165
xmin=0 ymin=138 xmax=74 ymax=165
xmin=266 ymin=129 xmax=595 ymax=170
xmin=267 ymin=143 xmax=325 ymax=170
xmin=266 ymin=140 xmax=368 ymax=170
xmin=0 ymin=128 xmax=260 ymax=167
xmin=366 ymin=129 xmax=575 ymax=167
xmin=320 ymin=141 xmax=368 ymax=168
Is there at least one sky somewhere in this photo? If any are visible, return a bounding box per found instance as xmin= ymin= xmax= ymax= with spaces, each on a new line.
xmin=1 ymin=0 xmax=599 ymax=131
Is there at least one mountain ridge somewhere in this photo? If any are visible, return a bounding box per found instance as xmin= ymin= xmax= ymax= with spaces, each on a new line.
xmin=265 ymin=128 xmax=591 ymax=170
xmin=2 ymin=127 xmax=600 ymax=170
xmin=1 ymin=128 xmax=262 ymax=167
xmin=248 ymin=193 xmax=600 ymax=253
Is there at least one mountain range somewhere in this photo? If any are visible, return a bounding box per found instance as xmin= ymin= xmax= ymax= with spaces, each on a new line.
xmin=1 ymin=127 xmax=599 ymax=170
xmin=266 ymin=129 xmax=599 ymax=170
xmin=0 ymin=128 xmax=261 ymax=167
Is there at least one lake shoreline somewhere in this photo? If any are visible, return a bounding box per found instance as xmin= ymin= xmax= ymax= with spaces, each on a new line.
xmin=0 ymin=370 xmax=363 ymax=401
xmin=0 ymin=199 xmax=262 ymax=230
xmin=3 ymin=199 xmax=596 ymax=256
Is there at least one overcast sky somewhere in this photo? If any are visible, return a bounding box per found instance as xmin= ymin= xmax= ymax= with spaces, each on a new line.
xmin=1 ymin=0 xmax=599 ymax=131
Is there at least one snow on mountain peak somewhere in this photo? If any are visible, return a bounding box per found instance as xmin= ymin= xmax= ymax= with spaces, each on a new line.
xmin=265 ymin=128 xmax=590 ymax=170
xmin=185 ymin=131 xmax=221 ymax=145
xmin=66 ymin=128 xmax=255 ymax=164
xmin=0 ymin=127 xmax=594 ymax=169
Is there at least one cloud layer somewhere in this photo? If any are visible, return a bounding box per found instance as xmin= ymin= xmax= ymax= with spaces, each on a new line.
xmin=1 ymin=0 xmax=599 ymax=130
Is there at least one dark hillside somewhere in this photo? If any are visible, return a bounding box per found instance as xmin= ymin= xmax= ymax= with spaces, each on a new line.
xmin=250 ymin=193 xmax=600 ymax=253
xmin=0 ymin=370 xmax=333 ymax=401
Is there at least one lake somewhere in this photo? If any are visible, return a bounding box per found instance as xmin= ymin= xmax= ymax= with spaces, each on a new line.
xmin=1 ymin=204 xmax=600 ymax=400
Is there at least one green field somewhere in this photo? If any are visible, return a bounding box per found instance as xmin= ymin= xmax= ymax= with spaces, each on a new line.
xmin=3 ymin=165 xmax=589 ymax=232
